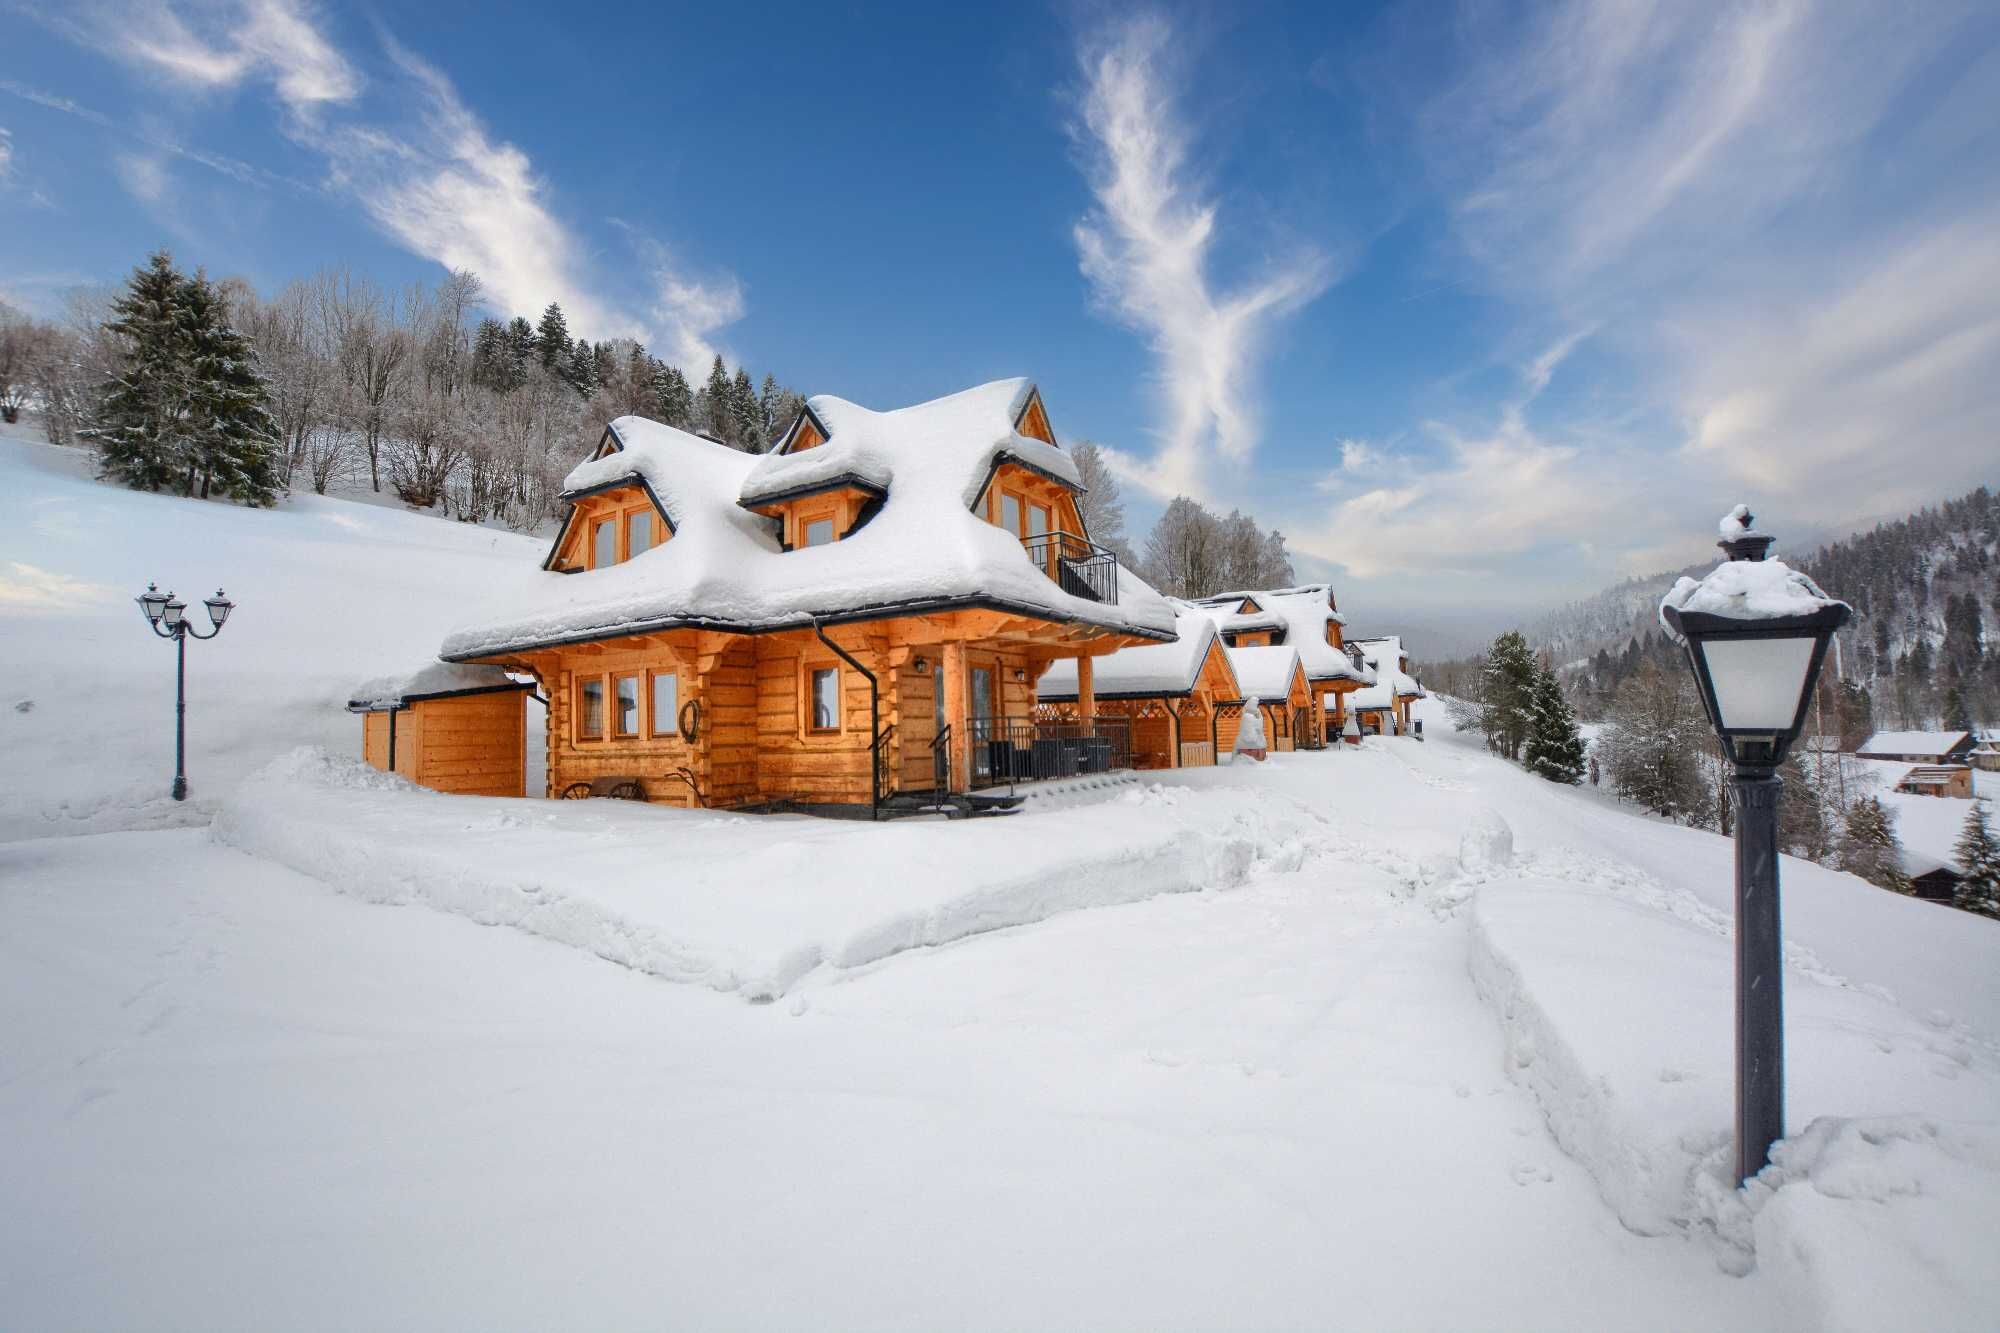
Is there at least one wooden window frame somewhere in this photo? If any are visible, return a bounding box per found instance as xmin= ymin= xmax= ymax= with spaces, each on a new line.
xmin=626 ymin=509 xmax=656 ymax=559
xmin=575 ymin=673 xmax=607 ymax=743
xmin=648 ymin=668 xmax=681 ymax=740
xmin=803 ymin=661 xmax=843 ymax=736
xmin=791 ymin=497 xmax=844 ymax=549
xmin=590 ymin=518 xmax=617 ymax=570
xmin=612 ymin=672 xmax=641 ymax=739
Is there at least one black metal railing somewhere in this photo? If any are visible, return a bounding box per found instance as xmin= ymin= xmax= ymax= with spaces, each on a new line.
xmin=962 ymin=713 xmax=1133 ymax=789
xmin=1021 ymin=531 xmax=1119 ymax=605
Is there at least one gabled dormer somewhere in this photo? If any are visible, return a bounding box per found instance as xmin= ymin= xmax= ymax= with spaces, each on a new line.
xmin=542 ymin=427 xmax=675 ymax=572
xmin=1014 ymin=386 xmax=1056 ymax=446
xmin=769 ymin=403 xmax=833 ymax=456
xmin=743 ymin=478 xmax=886 ymax=549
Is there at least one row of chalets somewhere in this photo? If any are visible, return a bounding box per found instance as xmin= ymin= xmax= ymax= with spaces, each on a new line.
xmin=347 ymin=379 xmax=1425 ymax=817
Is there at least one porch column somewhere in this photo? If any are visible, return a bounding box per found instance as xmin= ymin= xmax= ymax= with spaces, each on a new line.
xmin=1076 ymin=654 xmax=1095 ymax=725
xmin=941 ymin=639 xmax=968 ymax=792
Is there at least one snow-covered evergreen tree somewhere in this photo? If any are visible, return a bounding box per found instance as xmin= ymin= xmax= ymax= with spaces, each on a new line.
xmin=1522 ymin=665 xmax=1586 ymax=784
xmin=1839 ymin=796 xmax=1908 ymax=892
xmin=650 ymin=361 xmax=693 ymax=429
xmin=729 ymin=367 xmax=762 ymax=450
xmin=535 ymin=303 xmax=570 ymax=371
xmin=701 ymin=355 xmax=731 ymax=443
xmin=1599 ymin=662 xmax=1712 ymax=823
xmin=565 ymin=338 xmax=599 ymax=398
xmin=1952 ymin=799 xmax=2000 ymax=917
xmin=89 ymin=251 xmax=193 ymax=493
xmin=176 ymin=271 xmax=281 ymax=504
xmin=1480 ymin=632 xmax=1538 ymax=760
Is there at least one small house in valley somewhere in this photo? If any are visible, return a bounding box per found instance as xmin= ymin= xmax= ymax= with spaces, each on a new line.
xmin=1892 ymin=765 xmax=1975 ymax=799
xmin=1857 ymin=731 xmax=1975 ymax=764
xmin=1037 ymin=601 xmax=1242 ymax=769
xmin=347 ymin=662 xmax=534 ymax=796
xmin=1348 ymin=636 xmax=1424 ymax=736
xmin=1903 ymin=854 xmax=1965 ymax=903
xmin=434 ymin=379 xmax=1176 ymax=814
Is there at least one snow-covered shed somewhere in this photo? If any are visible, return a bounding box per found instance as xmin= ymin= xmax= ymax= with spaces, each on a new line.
xmin=440 ymin=379 xmax=1177 ymax=811
xmin=1188 ymin=586 xmax=1372 ymax=742
xmin=1347 ymin=636 xmax=1425 ymax=736
xmin=1901 ymin=853 xmax=1965 ymax=902
xmin=1038 ymin=601 xmax=1242 ymax=768
xmin=347 ymin=662 xmax=533 ymax=797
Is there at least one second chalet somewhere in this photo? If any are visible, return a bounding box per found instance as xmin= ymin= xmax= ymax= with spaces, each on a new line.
xmin=436 ymin=379 xmax=1178 ymax=815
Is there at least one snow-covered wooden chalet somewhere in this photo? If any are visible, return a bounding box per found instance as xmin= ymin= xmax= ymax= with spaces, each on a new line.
xmin=439 ymin=379 xmax=1178 ymax=813
xmin=1347 ymin=636 xmax=1425 ymax=736
xmin=1037 ymin=601 xmax=1243 ymax=768
xmin=1188 ymin=586 xmax=1373 ymax=743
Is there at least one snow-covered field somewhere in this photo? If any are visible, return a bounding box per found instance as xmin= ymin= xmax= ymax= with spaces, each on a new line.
xmin=3 ymin=432 xmax=1998 ymax=1330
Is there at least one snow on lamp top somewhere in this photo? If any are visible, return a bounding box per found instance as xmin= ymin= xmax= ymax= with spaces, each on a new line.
xmin=1659 ymin=505 xmax=1847 ymax=640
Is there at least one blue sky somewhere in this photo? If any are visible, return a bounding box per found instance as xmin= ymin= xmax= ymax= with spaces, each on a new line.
xmin=4 ymin=1 xmax=1998 ymax=650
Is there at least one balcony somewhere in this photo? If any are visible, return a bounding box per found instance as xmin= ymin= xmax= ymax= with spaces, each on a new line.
xmin=1021 ymin=530 xmax=1119 ymax=605
xmin=934 ymin=714 xmax=1135 ymax=791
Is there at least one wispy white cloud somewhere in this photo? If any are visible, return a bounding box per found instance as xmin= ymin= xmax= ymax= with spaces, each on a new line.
xmin=1071 ymin=14 xmax=1331 ymax=501
xmin=0 ymin=127 xmax=13 ymax=182
xmin=25 ymin=4 xmax=740 ymax=366
xmin=112 ymin=151 xmax=168 ymax=205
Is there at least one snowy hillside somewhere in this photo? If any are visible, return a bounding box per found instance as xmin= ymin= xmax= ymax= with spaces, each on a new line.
xmin=0 ymin=429 xmax=548 ymax=839
xmin=3 ymin=441 xmax=1998 ymax=1329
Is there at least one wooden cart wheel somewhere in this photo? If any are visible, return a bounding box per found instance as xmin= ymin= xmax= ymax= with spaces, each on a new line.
xmin=609 ymin=781 xmax=645 ymax=802
xmin=560 ymin=782 xmax=595 ymax=799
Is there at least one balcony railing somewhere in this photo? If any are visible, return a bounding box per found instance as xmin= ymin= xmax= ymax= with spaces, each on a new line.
xmin=959 ymin=713 xmax=1134 ymax=790
xmin=1021 ymin=530 xmax=1119 ymax=605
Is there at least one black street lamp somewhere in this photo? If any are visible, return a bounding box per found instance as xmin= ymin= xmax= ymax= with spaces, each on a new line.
xmin=1659 ymin=506 xmax=1849 ymax=1184
xmin=136 ymin=582 xmax=236 ymax=801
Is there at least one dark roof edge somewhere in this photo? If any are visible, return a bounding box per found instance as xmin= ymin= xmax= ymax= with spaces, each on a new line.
xmin=346 ymin=680 xmax=535 ymax=712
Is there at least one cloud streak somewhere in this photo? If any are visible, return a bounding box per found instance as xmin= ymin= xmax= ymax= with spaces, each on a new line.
xmin=1071 ymin=14 xmax=1330 ymax=501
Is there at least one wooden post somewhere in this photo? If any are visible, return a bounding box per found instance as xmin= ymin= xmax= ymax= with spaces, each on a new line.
xmin=1077 ymin=654 xmax=1095 ymax=725
xmin=942 ymin=639 xmax=968 ymax=793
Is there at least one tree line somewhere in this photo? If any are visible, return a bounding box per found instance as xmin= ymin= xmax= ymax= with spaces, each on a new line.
xmin=0 ymin=251 xmax=805 ymax=527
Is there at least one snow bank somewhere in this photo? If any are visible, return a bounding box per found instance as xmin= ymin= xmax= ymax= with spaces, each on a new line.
xmin=1468 ymin=869 xmax=2000 ymax=1321
xmin=213 ymin=749 xmax=1327 ymax=999
xmin=346 ymin=660 xmax=525 ymax=711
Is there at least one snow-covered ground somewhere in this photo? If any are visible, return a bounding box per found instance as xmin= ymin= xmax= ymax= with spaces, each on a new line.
xmin=4 ymin=430 xmax=1998 ymax=1329
xmin=1853 ymin=755 xmax=1998 ymax=872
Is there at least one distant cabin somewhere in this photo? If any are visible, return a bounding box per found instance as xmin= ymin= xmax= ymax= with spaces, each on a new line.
xmin=1902 ymin=855 xmax=1965 ymax=903
xmin=1892 ymin=765 xmax=1975 ymax=799
xmin=1969 ymin=742 xmax=2000 ymax=773
xmin=1858 ymin=731 xmax=1975 ymax=764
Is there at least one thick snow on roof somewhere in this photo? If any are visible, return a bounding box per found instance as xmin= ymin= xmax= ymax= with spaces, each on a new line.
xmin=1225 ymin=644 xmax=1303 ymax=701
xmin=1858 ymin=731 xmax=1973 ymax=758
xmin=738 ymin=378 xmax=1080 ymax=509
xmin=1192 ymin=585 xmax=1366 ymax=683
xmin=442 ymin=390 xmax=1175 ymax=659
xmin=1659 ymin=556 xmax=1846 ymax=630
xmin=1349 ymin=635 xmax=1422 ymax=710
xmin=348 ymin=660 xmax=526 ymax=712
xmin=1038 ymin=601 xmax=1225 ymax=699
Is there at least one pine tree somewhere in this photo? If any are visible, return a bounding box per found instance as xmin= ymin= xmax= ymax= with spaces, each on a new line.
xmin=1839 ymin=796 xmax=1908 ymax=892
xmin=505 ymin=316 xmax=537 ymax=382
xmin=729 ymin=366 xmax=762 ymax=450
xmin=536 ymin=303 xmax=571 ymax=371
xmin=703 ymin=354 xmax=732 ymax=442
xmin=758 ymin=373 xmax=783 ymax=442
xmin=89 ymin=250 xmax=193 ymax=493
xmin=1480 ymin=632 xmax=1538 ymax=760
xmin=650 ymin=361 xmax=693 ymax=428
xmin=565 ymin=338 xmax=599 ymax=397
xmin=1952 ymin=799 xmax=2000 ymax=916
xmin=1522 ymin=664 xmax=1587 ymax=784
xmin=176 ymin=271 xmax=281 ymax=504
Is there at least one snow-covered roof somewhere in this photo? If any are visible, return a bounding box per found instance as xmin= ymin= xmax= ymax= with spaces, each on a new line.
xmin=1349 ymin=635 xmax=1423 ymax=710
xmin=1225 ymin=644 xmax=1304 ymax=702
xmin=1190 ymin=586 xmax=1367 ymax=684
xmin=738 ymin=378 xmax=1079 ymax=510
xmin=1858 ymin=731 xmax=1973 ymax=758
xmin=1038 ymin=601 xmax=1229 ymax=699
xmin=347 ymin=661 xmax=529 ymax=712
xmin=442 ymin=383 xmax=1177 ymax=660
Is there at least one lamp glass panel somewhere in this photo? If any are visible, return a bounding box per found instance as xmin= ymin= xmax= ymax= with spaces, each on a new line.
xmin=162 ymin=599 xmax=186 ymax=626
xmin=1701 ymin=635 xmax=1816 ymax=731
xmin=206 ymin=597 xmax=232 ymax=626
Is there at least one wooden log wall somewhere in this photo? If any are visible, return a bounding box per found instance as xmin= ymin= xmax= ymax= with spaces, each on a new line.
xmin=413 ymin=691 xmax=525 ymax=797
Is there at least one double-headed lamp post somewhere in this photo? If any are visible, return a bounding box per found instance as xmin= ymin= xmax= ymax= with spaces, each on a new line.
xmin=1659 ymin=506 xmax=1849 ymax=1184
xmin=136 ymin=583 xmax=236 ymax=801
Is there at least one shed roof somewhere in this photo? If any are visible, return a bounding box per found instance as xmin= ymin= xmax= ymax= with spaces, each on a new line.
xmin=1037 ymin=601 xmax=1231 ymax=699
xmin=347 ymin=661 xmax=530 ymax=713
xmin=1858 ymin=731 xmax=1973 ymax=758
xmin=1226 ymin=644 xmax=1306 ymax=702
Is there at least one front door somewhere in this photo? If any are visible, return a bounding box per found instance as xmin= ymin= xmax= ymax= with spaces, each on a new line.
xmin=968 ymin=665 xmax=996 ymax=783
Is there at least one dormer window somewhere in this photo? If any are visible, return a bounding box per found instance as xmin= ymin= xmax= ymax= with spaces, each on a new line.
xmin=629 ymin=511 xmax=655 ymax=557
xmin=804 ymin=516 xmax=835 ymax=547
xmin=546 ymin=482 xmax=671 ymax=573
xmin=593 ymin=519 xmax=616 ymax=569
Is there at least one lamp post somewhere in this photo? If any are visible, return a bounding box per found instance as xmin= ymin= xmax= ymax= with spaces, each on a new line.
xmin=1659 ymin=507 xmax=1849 ymax=1184
xmin=136 ymin=583 xmax=236 ymax=801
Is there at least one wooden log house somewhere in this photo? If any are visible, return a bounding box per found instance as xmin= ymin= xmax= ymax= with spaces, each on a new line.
xmin=1190 ymin=587 xmax=1372 ymax=743
xmin=1348 ymin=636 xmax=1425 ymax=736
xmin=436 ymin=379 xmax=1178 ymax=813
xmin=1037 ymin=602 xmax=1244 ymax=768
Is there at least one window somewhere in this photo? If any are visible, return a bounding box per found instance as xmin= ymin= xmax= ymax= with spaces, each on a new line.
xmin=1000 ymin=493 xmax=1022 ymax=536
xmin=804 ymin=517 xmax=835 ymax=547
xmin=628 ymin=511 xmax=654 ymax=557
xmin=577 ymin=676 xmax=605 ymax=740
xmin=809 ymin=667 xmax=840 ymax=732
xmin=650 ymin=670 xmax=680 ymax=738
xmin=1028 ymin=503 xmax=1050 ymax=539
xmin=614 ymin=674 xmax=640 ymax=737
xmin=592 ymin=519 xmax=616 ymax=569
